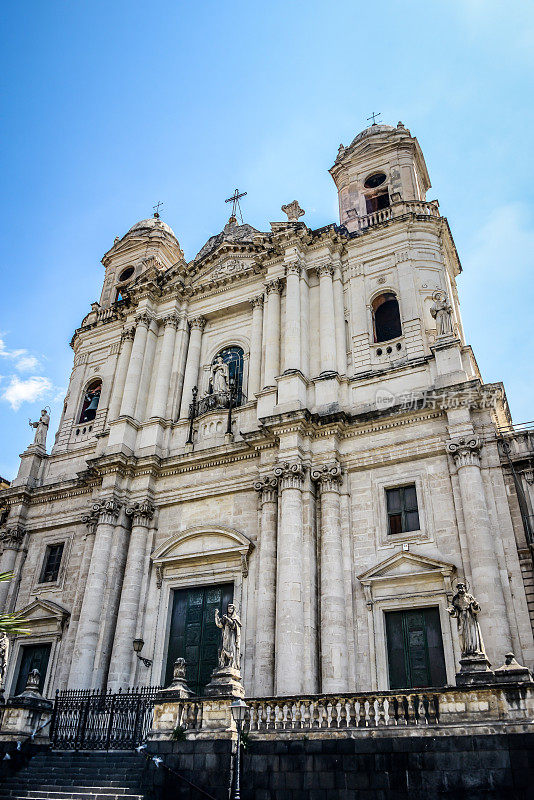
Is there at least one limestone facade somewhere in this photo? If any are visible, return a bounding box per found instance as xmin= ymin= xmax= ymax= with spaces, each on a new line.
xmin=1 ymin=122 xmax=533 ymax=699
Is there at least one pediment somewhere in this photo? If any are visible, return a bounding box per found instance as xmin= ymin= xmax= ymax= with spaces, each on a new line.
xmin=358 ymin=551 xmax=455 ymax=584
xmin=191 ymin=256 xmax=262 ymax=289
xmin=152 ymin=525 xmax=254 ymax=568
xmin=15 ymin=598 xmax=70 ymax=632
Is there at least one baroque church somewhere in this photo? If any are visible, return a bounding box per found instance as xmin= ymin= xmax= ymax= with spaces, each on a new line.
xmin=1 ymin=121 xmax=534 ymax=704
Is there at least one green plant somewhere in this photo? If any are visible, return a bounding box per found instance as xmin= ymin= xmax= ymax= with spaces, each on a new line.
xmin=0 ymin=573 xmax=29 ymax=636
xmin=239 ymin=728 xmax=252 ymax=752
xmin=171 ymin=724 xmax=187 ymax=741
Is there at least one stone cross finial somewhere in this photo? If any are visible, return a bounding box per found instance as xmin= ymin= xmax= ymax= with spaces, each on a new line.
xmin=281 ymin=200 xmax=305 ymax=222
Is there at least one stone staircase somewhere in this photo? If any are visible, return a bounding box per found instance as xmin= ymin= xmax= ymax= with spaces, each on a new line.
xmin=0 ymin=750 xmax=152 ymax=800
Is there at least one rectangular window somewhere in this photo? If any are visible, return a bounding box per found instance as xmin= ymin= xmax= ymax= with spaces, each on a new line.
xmin=386 ymin=485 xmax=419 ymax=535
xmin=39 ymin=542 xmax=64 ymax=583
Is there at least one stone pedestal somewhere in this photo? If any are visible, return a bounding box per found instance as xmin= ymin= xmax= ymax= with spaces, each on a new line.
xmin=494 ymin=652 xmax=533 ymax=684
xmin=456 ymin=653 xmax=494 ymax=686
xmin=0 ymin=670 xmax=53 ymax=743
xmin=12 ymin=445 xmax=47 ymax=488
xmin=204 ymin=667 xmax=245 ymax=699
xmin=431 ymin=337 xmax=467 ymax=388
xmin=157 ymin=658 xmax=194 ymax=701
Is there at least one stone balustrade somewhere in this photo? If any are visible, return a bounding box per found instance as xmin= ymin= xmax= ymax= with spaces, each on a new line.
xmin=353 ymin=199 xmax=440 ymax=231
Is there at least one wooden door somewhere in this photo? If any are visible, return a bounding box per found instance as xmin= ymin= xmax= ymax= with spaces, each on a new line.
xmin=14 ymin=643 xmax=51 ymax=696
xmin=385 ymin=607 xmax=446 ymax=689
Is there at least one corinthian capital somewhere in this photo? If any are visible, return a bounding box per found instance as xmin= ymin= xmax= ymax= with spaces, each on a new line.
xmin=81 ymin=507 xmax=99 ymax=535
xmin=135 ymin=311 xmax=154 ymax=329
xmin=311 ymin=461 xmax=343 ymax=492
xmin=265 ymin=278 xmax=283 ymax=295
xmin=92 ymin=497 xmax=122 ymax=525
xmin=0 ymin=526 xmax=24 ymax=551
xmin=121 ymin=326 xmax=136 ymax=343
xmin=249 ymin=294 xmax=264 ymax=310
xmin=273 ymin=460 xmax=307 ymax=490
xmin=446 ymin=436 xmax=482 ymax=468
xmin=254 ymin=474 xmax=278 ymax=504
xmin=316 ymin=263 xmax=334 ymax=279
xmin=189 ymin=316 xmax=207 ymax=331
xmin=126 ymin=499 xmax=155 ymax=527
xmin=285 ymin=262 xmax=302 ymax=277
xmin=162 ymin=313 xmax=180 ymax=330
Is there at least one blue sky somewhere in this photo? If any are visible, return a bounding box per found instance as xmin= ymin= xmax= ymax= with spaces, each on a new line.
xmin=1 ymin=0 xmax=533 ymax=480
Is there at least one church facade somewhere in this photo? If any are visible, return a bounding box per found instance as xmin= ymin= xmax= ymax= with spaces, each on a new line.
xmin=1 ymin=122 xmax=534 ymax=702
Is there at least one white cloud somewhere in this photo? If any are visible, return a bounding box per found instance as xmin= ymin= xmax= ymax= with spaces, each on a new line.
xmin=1 ymin=376 xmax=53 ymax=411
xmin=0 ymin=335 xmax=26 ymax=361
xmin=15 ymin=355 xmax=39 ymax=373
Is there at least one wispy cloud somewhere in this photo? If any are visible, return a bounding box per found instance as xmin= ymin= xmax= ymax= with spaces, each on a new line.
xmin=15 ymin=355 xmax=39 ymax=372
xmin=1 ymin=376 xmax=53 ymax=411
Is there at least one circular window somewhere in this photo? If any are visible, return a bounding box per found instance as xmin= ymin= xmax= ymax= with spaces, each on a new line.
xmin=364 ymin=172 xmax=386 ymax=189
xmin=118 ymin=266 xmax=134 ymax=282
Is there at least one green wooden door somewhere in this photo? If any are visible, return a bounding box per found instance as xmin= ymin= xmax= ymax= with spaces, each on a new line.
xmin=385 ymin=607 xmax=447 ymax=689
xmin=165 ymin=583 xmax=233 ymax=694
xmin=14 ymin=643 xmax=51 ymax=696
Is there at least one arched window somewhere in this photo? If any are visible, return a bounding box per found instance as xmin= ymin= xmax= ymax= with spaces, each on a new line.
xmin=79 ymin=379 xmax=102 ymax=423
xmin=372 ymin=293 xmax=402 ymax=343
xmin=364 ymin=172 xmax=390 ymax=214
xmin=210 ymin=346 xmax=244 ymax=406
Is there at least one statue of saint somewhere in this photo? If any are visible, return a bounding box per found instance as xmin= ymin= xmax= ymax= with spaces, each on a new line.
xmin=214 ymin=603 xmax=241 ymax=670
xmin=209 ymin=356 xmax=229 ymax=395
xmin=29 ymin=409 xmax=50 ymax=448
xmin=447 ymin=583 xmax=486 ymax=657
xmin=430 ymin=291 xmax=454 ymax=338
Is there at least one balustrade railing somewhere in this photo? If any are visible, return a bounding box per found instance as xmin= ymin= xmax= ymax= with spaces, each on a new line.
xmin=353 ymin=200 xmax=440 ymax=232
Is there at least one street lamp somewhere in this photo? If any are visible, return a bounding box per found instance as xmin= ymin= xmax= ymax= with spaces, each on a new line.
xmin=230 ymin=699 xmax=248 ymax=800
xmin=132 ymin=638 xmax=152 ymax=668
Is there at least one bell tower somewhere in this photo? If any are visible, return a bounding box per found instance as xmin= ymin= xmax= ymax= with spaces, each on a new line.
xmin=330 ymin=121 xmax=431 ymax=232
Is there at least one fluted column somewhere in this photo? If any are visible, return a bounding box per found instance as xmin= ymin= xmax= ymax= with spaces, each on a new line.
xmin=134 ymin=316 xmax=158 ymax=421
xmin=108 ymin=499 xmax=155 ymax=690
xmin=283 ymin=263 xmax=301 ymax=372
xmin=317 ymin=264 xmax=337 ymax=374
xmin=150 ymin=314 xmax=180 ymax=419
xmin=108 ymin=327 xmax=135 ymax=422
xmin=68 ymin=498 xmax=121 ymax=689
xmin=312 ymin=462 xmax=348 ymax=692
xmin=0 ymin=527 xmax=24 ymax=611
xmin=333 ymin=268 xmax=346 ymax=375
xmin=248 ymin=296 xmax=264 ymax=399
xmin=179 ymin=317 xmax=206 ymax=419
xmin=253 ymin=475 xmax=278 ymax=695
xmin=273 ymin=460 xmax=307 ymax=695
xmin=263 ymin=279 xmax=282 ymax=388
xmin=446 ymin=436 xmax=512 ymax=651
xmin=300 ymin=270 xmax=310 ymax=377
xmin=119 ymin=312 xmax=152 ymax=419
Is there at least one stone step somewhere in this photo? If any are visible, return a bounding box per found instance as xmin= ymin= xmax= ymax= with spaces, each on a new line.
xmin=1 ymin=786 xmax=133 ymax=793
xmin=0 ymin=792 xmax=144 ymax=800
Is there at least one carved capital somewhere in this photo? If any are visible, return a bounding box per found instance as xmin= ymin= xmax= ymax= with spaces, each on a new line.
xmin=189 ymin=316 xmax=207 ymax=332
xmin=162 ymin=313 xmax=180 ymax=330
xmin=446 ymin=436 xmax=482 ymax=468
xmin=273 ymin=460 xmax=307 ymax=490
xmin=254 ymin=474 xmax=278 ymax=504
xmin=316 ymin=263 xmax=334 ymax=279
xmin=126 ymin=499 xmax=155 ymax=527
xmin=93 ymin=498 xmax=122 ymax=525
xmin=311 ymin=461 xmax=343 ymax=492
xmin=265 ymin=278 xmax=283 ymax=296
xmin=285 ymin=262 xmax=302 ymax=277
xmin=135 ymin=311 xmax=154 ymax=329
xmin=249 ymin=294 xmax=265 ymax=310
xmin=121 ymin=326 xmax=136 ymax=343
xmin=0 ymin=526 xmax=24 ymax=551
xmin=81 ymin=508 xmax=99 ymax=535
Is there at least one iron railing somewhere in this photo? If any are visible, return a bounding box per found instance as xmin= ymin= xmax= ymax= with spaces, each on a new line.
xmin=49 ymin=686 xmax=161 ymax=750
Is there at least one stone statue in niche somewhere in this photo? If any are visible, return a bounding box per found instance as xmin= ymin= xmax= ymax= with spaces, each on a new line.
xmin=447 ymin=583 xmax=486 ymax=657
xmin=215 ymin=603 xmax=241 ymax=669
xmin=209 ymin=356 xmax=229 ymax=395
xmin=29 ymin=408 xmax=50 ymax=449
xmin=430 ymin=290 xmax=454 ymax=338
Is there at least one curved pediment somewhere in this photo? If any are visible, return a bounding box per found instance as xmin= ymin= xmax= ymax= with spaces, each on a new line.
xmin=152 ymin=525 xmax=254 ymax=568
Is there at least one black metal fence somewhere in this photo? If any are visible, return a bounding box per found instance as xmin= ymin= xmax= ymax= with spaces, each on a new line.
xmin=49 ymin=686 xmax=161 ymax=750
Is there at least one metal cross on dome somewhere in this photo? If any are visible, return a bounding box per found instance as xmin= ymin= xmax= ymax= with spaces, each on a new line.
xmin=367 ymin=111 xmax=382 ymax=126
xmin=153 ymin=201 xmax=164 ymax=217
xmin=225 ymin=188 xmax=247 ymax=223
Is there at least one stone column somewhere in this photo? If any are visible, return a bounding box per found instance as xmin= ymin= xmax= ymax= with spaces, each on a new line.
xmin=248 ymin=296 xmax=264 ymax=399
xmin=312 ymin=462 xmax=348 ymax=692
xmin=253 ymin=475 xmax=278 ymax=696
xmin=179 ymin=317 xmax=206 ymax=419
xmin=134 ymin=317 xmax=158 ymax=421
xmin=272 ymin=461 xmax=307 ymax=695
xmin=68 ymin=498 xmax=121 ymax=689
xmin=333 ymin=268 xmax=347 ymax=375
xmin=263 ymin=279 xmax=282 ymax=388
xmin=119 ymin=313 xmax=152 ymax=419
xmin=300 ymin=270 xmax=310 ymax=377
xmin=0 ymin=527 xmax=24 ymax=611
xmin=107 ymin=327 xmax=135 ymax=422
xmin=283 ymin=263 xmax=301 ymax=372
xmin=317 ymin=264 xmax=337 ymax=374
xmin=150 ymin=314 xmax=180 ymax=419
xmin=446 ymin=436 xmax=512 ymax=651
xmin=107 ymin=499 xmax=155 ymax=690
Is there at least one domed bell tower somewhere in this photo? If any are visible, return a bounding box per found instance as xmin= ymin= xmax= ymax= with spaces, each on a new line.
xmin=330 ymin=121 xmax=431 ymax=232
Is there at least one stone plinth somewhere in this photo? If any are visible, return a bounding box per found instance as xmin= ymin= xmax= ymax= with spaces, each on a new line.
xmin=494 ymin=652 xmax=533 ymax=684
xmin=204 ymin=667 xmax=245 ymax=699
xmin=0 ymin=670 xmax=53 ymax=743
xmin=456 ymin=653 xmax=495 ymax=686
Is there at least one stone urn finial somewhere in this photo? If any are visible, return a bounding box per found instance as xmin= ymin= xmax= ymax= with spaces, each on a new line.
xmin=281 ymin=200 xmax=305 ymax=222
